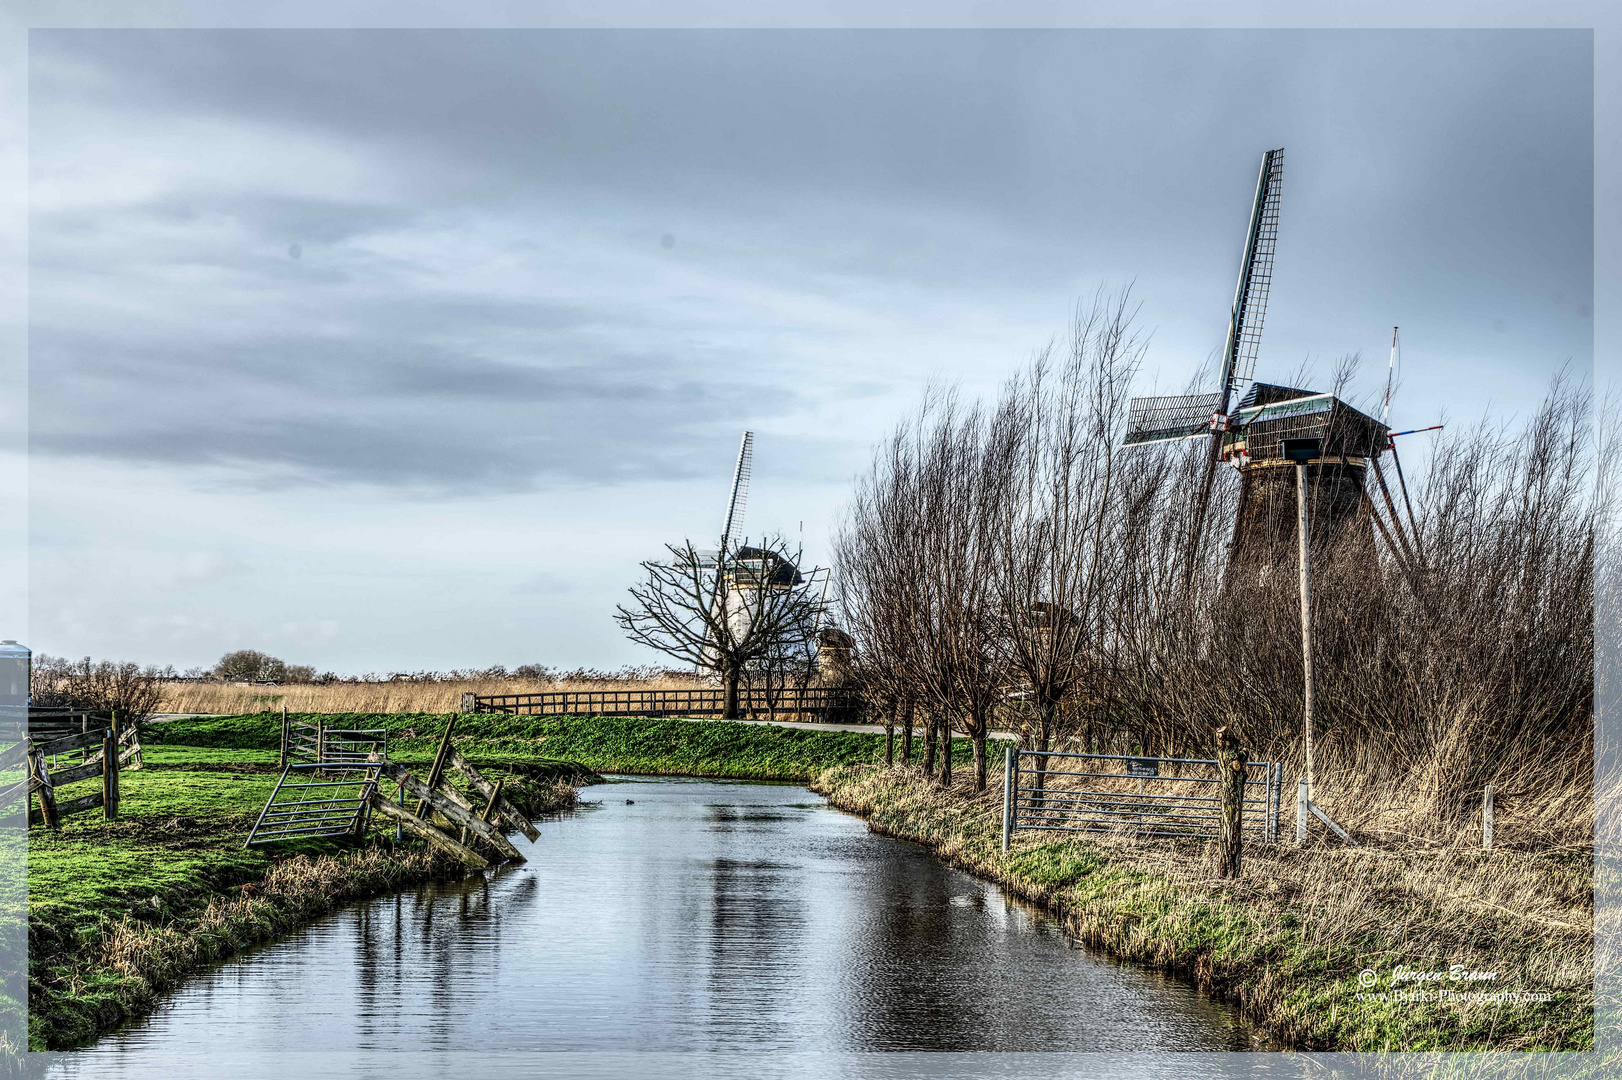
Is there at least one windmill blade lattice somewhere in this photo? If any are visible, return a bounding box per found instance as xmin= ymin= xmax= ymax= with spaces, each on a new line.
xmin=721 ymin=431 xmax=754 ymax=552
xmin=1124 ymin=391 xmax=1224 ymax=446
xmin=1225 ymin=148 xmax=1284 ymax=393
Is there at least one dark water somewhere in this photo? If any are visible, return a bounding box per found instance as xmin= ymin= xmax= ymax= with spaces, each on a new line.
xmin=50 ymin=778 xmax=1269 ymax=1076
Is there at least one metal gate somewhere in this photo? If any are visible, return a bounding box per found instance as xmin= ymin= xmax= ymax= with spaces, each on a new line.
xmin=1001 ymin=749 xmax=1281 ymax=848
xmin=245 ymin=762 xmax=383 ymax=846
xmin=281 ymin=717 xmax=386 ymax=768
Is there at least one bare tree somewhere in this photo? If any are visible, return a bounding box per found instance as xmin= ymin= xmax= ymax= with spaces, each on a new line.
xmin=996 ymin=290 xmax=1148 ymax=793
xmin=883 ymin=389 xmax=1020 ymax=790
xmin=30 ymin=655 xmax=166 ymax=726
xmin=836 ymin=420 xmax=934 ymax=769
xmin=616 ymin=536 xmax=827 ymax=719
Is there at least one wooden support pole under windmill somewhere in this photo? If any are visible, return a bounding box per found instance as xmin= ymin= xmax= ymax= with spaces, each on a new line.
xmin=1282 ymin=438 xmax=1357 ymax=846
xmin=1294 ymin=457 xmax=1316 ymax=801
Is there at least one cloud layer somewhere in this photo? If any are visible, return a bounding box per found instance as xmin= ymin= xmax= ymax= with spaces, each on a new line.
xmin=26 ymin=29 xmax=1593 ymax=669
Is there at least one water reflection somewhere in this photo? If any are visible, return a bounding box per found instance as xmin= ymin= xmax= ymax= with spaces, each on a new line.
xmin=54 ymin=778 xmax=1266 ymax=1073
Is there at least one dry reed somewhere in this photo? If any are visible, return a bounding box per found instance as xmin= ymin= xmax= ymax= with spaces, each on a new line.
xmin=156 ymin=674 xmax=706 ymax=716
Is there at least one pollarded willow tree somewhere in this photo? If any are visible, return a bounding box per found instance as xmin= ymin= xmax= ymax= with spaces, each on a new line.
xmin=615 ymin=536 xmax=827 ymax=719
xmin=836 ymin=385 xmax=1023 ymax=791
xmin=995 ymin=291 xmax=1153 ymax=780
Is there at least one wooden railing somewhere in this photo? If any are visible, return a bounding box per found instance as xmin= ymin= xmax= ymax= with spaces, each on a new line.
xmin=466 ymin=685 xmax=861 ymax=722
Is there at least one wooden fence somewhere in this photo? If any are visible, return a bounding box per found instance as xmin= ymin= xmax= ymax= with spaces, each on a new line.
xmin=0 ymin=710 xmax=145 ymax=827
xmin=249 ymin=713 xmax=539 ymax=869
xmin=464 ymin=685 xmax=860 ymax=722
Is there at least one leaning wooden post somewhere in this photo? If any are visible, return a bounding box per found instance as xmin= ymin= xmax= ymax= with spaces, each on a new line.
xmin=1483 ymin=783 xmax=1495 ymax=851
xmin=279 ymin=704 xmax=290 ymax=769
xmin=28 ymin=746 xmax=59 ymax=829
xmin=1000 ymin=744 xmax=1015 ymax=853
xmin=463 ymin=776 xmax=507 ymax=848
xmin=417 ymin=713 xmax=457 ymax=820
xmin=1216 ymin=725 xmax=1246 ymax=878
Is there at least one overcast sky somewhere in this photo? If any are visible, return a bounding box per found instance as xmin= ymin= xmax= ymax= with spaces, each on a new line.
xmin=25 ymin=28 xmax=1592 ymax=672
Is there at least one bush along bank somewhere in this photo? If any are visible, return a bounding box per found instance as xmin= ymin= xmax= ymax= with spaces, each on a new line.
xmin=27 ymin=744 xmax=597 ymax=1050
xmin=813 ymin=763 xmax=1595 ymax=1053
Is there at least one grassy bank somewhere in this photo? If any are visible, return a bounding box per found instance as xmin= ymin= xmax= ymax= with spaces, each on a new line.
xmin=27 ymin=740 xmax=595 ymax=1050
xmin=147 ymin=711 xmax=976 ymax=781
xmin=814 ymin=763 xmax=1595 ymax=1054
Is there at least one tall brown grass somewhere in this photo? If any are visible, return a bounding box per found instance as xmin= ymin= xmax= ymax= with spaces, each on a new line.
xmin=157 ymin=674 xmax=705 ymax=716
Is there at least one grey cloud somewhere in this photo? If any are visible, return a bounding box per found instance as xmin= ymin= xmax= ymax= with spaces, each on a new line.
xmin=26 ymin=29 xmax=1593 ymax=500
xmin=30 ymin=332 xmax=799 ymax=490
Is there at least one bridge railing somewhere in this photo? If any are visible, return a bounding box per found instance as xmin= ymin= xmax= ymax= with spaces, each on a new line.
xmin=466 ymin=686 xmax=860 ymax=723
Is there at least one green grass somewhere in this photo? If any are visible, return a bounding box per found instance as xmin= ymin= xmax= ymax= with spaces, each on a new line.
xmin=147 ymin=711 xmax=976 ymax=780
xmin=25 ymin=734 xmax=598 ymax=1051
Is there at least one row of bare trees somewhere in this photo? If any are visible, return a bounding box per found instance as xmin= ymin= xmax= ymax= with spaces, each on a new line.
xmin=834 ymin=289 xmax=1603 ymax=829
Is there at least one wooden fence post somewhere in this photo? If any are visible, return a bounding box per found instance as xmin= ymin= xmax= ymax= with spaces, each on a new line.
xmin=29 ymin=746 xmax=59 ymax=829
xmin=101 ymin=730 xmax=119 ymax=819
xmin=280 ymin=704 xmax=290 ymax=769
xmin=1216 ymin=726 xmax=1246 ymax=878
xmin=1483 ymin=783 xmax=1494 ymax=851
xmin=417 ymin=714 xmax=458 ymax=821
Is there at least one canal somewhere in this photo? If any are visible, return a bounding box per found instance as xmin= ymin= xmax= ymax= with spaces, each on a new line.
xmin=53 ymin=777 xmax=1268 ymax=1075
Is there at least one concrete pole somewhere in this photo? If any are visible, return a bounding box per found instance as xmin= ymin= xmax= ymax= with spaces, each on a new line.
xmin=1296 ymin=461 xmax=1316 ymax=802
xmin=1296 ymin=777 xmax=1308 ymax=844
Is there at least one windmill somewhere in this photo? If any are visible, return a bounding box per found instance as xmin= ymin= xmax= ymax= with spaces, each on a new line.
xmin=698 ymin=432 xmax=809 ymax=673
xmin=1122 ymin=149 xmax=1418 ymax=582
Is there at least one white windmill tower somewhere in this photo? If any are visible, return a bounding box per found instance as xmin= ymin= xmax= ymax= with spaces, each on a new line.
xmin=697 ymin=431 xmax=808 ymax=673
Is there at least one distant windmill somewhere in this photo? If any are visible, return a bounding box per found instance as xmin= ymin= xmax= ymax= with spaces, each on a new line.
xmin=698 ymin=432 xmax=807 ymax=672
xmin=1123 ymin=149 xmax=1422 ymax=582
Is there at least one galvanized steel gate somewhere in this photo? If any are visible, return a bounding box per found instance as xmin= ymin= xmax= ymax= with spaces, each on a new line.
xmin=1000 ymin=749 xmax=1281 ymax=850
xmin=248 ymin=726 xmax=389 ymax=847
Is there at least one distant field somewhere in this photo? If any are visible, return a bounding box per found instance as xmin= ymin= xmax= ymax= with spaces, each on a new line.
xmin=157 ymin=675 xmax=706 ymax=716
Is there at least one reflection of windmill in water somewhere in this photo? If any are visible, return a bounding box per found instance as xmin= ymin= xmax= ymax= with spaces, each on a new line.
xmin=1124 ymin=148 xmax=1420 ymax=583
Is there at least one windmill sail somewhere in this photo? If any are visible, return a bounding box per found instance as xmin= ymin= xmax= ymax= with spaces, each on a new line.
xmin=1219 ymin=148 xmax=1284 ymax=404
xmin=1124 ymin=392 xmax=1223 ymax=446
xmin=1122 ymin=148 xmax=1285 ymax=450
xmin=720 ymin=431 xmax=754 ymax=553
xmin=1380 ymin=326 xmax=1399 ymax=426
